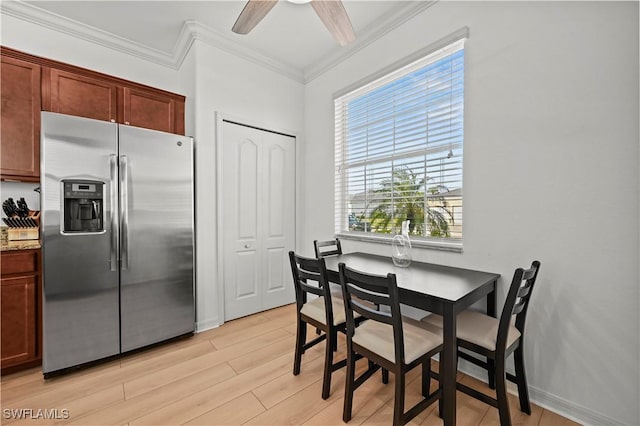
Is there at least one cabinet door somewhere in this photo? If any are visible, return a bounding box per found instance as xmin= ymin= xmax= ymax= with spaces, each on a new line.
xmin=1 ymin=275 xmax=37 ymax=368
xmin=0 ymin=56 xmax=41 ymax=181
xmin=45 ymin=68 xmax=118 ymax=122
xmin=122 ymin=87 xmax=175 ymax=133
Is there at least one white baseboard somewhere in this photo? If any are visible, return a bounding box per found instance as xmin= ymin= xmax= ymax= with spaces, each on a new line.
xmin=458 ymin=362 xmax=625 ymax=426
xmin=196 ymin=318 xmax=221 ymax=333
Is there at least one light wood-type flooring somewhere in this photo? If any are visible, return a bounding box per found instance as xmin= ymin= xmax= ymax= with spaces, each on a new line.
xmin=1 ymin=304 xmax=580 ymax=425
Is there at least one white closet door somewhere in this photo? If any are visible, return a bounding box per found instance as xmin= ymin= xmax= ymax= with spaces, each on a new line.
xmin=222 ymin=121 xmax=295 ymax=321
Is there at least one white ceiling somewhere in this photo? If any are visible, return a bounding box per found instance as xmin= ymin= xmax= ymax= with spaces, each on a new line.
xmin=13 ymin=0 xmax=434 ymax=82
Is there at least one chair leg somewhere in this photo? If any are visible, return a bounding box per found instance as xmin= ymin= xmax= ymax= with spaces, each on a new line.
xmin=495 ymin=356 xmax=512 ymax=426
xmin=382 ymin=368 xmax=389 ymax=384
xmin=343 ymin=347 xmax=357 ymax=422
xmin=330 ymin=329 xmax=338 ymax=352
xmin=393 ymin=368 xmax=405 ymax=426
xmin=322 ymin=331 xmax=334 ymax=399
xmin=487 ymin=357 xmax=496 ymax=389
xmin=513 ymin=346 xmax=532 ymax=414
xmin=293 ymin=318 xmax=306 ymax=375
xmin=421 ymin=359 xmax=429 ymax=397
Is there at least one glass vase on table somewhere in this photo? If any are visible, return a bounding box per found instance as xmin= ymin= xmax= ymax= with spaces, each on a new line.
xmin=392 ymin=220 xmax=412 ymax=267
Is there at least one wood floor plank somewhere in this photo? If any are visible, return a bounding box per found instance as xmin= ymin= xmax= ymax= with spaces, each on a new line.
xmin=260 ymin=304 xmax=296 ymax=321
xmin=227 ymin=333 xmax=295 ymax=374
xmin=209 ymin=316 xmax=292 ymax=349
xmin=2 ymin=341 xmax=215 ymax=411
xmin=182 ymin=392 xmax=266 ymax=425
xmin=124 ymin=329 xmax=290 ymax=398
xmin=6 ymin=384 xmax=124 ymax=426
xmin=538 ymin=409 xmax=582 ymax=426
xmin=128 ymin=350 xmax=319 ymax=425
xmin=252 ymin=349 xmax=337 ymax=408
xmin=66 ymin=362 xmax=236 ymax=425
xmin=302 ymin=364 xmax=398 ymax=425
xmin=245 ymin=373 xmax=345 ymax=425
xmin=1 ymin=359 xmax=122 ymax=407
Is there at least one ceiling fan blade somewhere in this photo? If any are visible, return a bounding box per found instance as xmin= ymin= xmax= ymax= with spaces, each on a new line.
xmin=232 ymin=0 xmax=279 ymax=35
xmin=310 ymin=0 xmax=355 ymax=46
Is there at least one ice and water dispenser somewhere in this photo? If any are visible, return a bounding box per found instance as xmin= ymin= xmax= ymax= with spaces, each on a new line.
xmin=62 ymin=180 xmax=104 ymax=233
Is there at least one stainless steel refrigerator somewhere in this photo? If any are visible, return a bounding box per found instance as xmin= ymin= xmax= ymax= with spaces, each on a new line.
xmin=41 ymin=112 xmax=195 ymax=376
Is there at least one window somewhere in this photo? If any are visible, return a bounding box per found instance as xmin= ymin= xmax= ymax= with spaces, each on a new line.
xmin=334 ymin=39 xmax=465 ymax=248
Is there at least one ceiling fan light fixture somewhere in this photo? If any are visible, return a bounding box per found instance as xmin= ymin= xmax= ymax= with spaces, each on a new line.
xmin=233 ymin=0 xmax=355 ymax=46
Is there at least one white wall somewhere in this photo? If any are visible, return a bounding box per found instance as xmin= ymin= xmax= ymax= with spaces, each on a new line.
xmin=190 ymin=40 xmax=305 ymax=330
xmin=304 ymin=2 xmax=639 ymax=425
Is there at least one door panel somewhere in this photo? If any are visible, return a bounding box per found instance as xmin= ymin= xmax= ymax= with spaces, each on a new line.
xmin=266 ymin=248 xmax=285 ymax=293
xmin=223 ymin=125 xmax=263 ymax=320
xmin=238 ymin=140 xmax=259 ymax=240
xmin=41 ymin=112 xmax=119 ymax=373
xmin=118 ymin=125 xmax=194 ymax=352
xmin=235 ymin=251 xmax=259 ymax=298
xmin=261 ymin=132 xmax=295 ymax=310
xmin=222 ymin=121 xmax=295 ymax=320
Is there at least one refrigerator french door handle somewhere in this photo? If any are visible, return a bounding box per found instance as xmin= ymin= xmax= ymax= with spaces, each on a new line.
xmin=109 ymin=155 xmax=119 ymax=271
xmin=120 ymin=155 xmax=129 ymax=270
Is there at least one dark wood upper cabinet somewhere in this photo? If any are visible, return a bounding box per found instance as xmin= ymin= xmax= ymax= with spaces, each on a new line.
xmin=44 ymin=68 xmax=118 ymax=122
xmin=122 ymin=87 xmax=176 ymax=134
xmin=0 ymin=56 xmax=41 ymax=182
xmin=1 ymin=46 xmax=186 ymax=182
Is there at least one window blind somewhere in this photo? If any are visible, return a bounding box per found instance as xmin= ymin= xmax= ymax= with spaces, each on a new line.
xmin=334 ymin=39 xmax=465 ymax=242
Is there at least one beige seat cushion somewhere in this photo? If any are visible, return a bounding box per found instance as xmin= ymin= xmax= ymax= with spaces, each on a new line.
xmin=300 ymin=296 xmax=348 ymax=326
xmin=421 ymin=310 xmax=521 ymax=351
xmin=352 ymin=316 xmax=442 ymax=364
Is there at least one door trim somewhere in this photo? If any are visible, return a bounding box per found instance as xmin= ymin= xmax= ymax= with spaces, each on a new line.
xmin=215 ymin=112 xmax=302 ymax=326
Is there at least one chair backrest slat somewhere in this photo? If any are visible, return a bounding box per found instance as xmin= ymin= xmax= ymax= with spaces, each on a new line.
xmin=289 ymin=251 xmax=333 ymax=325
xmin=314 ymin=239 xmax=343 ymax=259
xmin=339 ymin=262 xmax=406 ymax=364
xmin=497 ymin=260 xmax=541 ymax=353
xmin=351 ymin=296 xmax=393 ymax=325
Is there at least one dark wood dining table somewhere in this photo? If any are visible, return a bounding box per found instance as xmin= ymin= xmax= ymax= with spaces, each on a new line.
xmin=322 ymin=252 xmax=500 ymax=426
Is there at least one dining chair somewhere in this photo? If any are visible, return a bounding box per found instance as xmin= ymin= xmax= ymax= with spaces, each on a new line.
xmin=288 ymin=251 xmax=350 ymax=399
xmin=339 ymin=263 xmax=443 ymax=426
xmin=314 ymin=238 xmax=342 ymax=259
xmin=422 ymin=260 xmax=541 ymax=426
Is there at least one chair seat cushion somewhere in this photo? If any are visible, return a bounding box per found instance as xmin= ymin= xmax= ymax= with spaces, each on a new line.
xmin=352 ymin=316 xmax=442 ymax=364
xmin=421 ymin=310 xmax=521 ymax=351
xmin=300 ymin=296 xmax=348 ymax=326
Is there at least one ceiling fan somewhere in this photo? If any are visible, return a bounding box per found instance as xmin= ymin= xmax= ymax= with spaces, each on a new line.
xmin=232 ymin=0 xmax=356 ymax=46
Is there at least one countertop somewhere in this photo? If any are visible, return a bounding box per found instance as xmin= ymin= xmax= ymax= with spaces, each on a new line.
xmin=1 ymin=240 xmax=41 ymax=251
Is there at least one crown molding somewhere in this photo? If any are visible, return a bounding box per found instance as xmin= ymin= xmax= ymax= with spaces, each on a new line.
xmin=1 ymin=0 xmax=438 ymax=84
xmin=183 ymin=20 xmax=305 ymax=83
xmin=303 ymin=0 xmax=438 ymax=83
xmin=0 ymin=0 xmax=180 ymax=69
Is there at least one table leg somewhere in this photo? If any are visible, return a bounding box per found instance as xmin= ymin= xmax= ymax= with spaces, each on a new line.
xmin=486 ymin=279 xmax=497 ymax=317
xmin=441 ymin=303 xmax=457 ymax=426
xmin=486 ymin=279 xmax=497 ymax=389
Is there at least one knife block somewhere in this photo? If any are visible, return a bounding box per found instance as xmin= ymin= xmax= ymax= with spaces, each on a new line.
xmin=6 ymin=211 xmax=40 ymax=241
xmin=8 ymin=228 xmax=39 ymax=241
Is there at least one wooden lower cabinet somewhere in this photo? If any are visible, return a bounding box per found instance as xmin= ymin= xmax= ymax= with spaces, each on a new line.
xmin=1 ymin=249 xmax=42 ymax=374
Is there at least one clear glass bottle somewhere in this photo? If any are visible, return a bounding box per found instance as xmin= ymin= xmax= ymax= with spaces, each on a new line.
xmin=392 ymin=220 xmax=412 ymax=267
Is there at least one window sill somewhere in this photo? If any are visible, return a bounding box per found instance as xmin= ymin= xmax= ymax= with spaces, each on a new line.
xmin=336 ymin=232 xmax=463 ymax=253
